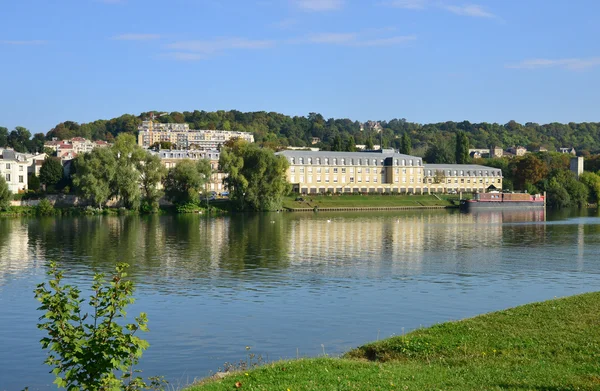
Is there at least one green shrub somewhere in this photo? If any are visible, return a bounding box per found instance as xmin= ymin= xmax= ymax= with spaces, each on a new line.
xmin=34 ymin=262 xmax=166 ymax=390
xmin=176 ymin=202 xmax=203 ymax=214
xmin=36 ymin=199 xmax=55 ymax=216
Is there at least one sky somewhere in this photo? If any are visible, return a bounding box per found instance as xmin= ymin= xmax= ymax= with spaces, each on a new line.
xmin=1 ymin=0 xmax=599 ymax=134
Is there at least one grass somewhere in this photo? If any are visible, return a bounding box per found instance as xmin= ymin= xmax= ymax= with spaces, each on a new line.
xmin=185 ymin=292 xmax=600 ymax=391
xmin=282 ymin=194 xmax=461 ymax=209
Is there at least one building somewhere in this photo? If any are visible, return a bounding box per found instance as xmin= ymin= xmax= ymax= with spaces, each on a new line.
xmin=570 ymin=156 xmax=584 ymax=179
xmin=311 ymin=137 xmax=321 ymax=145
xmin=137 ymin=121 xmax=254 ymax=150
xmin=152 ymin=149 xmax=226 ymax=193
xmin=559 ymin=147 xmax=576 ymax=155
xmin=277 ymin=150 xmax=502 ymax=194
xmin=423 ymin=164 xmax=503 ymax=193
xmin=0 ymin=150 xmax=29 ymax=193
xmin=506 ymin=146 xmax=527 ymax=156
xmin=489 ymin=146 xmax=503 ymax=158
xmin=277 ymin=149 xmax=424 ymax=194
xmin=44 ymin=137 xmax=111 ymax=158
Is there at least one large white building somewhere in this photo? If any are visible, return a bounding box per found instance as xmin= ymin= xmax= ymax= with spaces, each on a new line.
xmin=137 ymin=121 xmax=254 ymax=150
xmin=152 ymin=149 xmax=227 ymax=193
xmin=0 ymin=150 xmax=30 ymax=193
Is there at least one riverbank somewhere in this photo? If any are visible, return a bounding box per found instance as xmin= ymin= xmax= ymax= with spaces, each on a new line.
xmin=186 ymin=292 xmax=600 ymax=390
xmin=282 ymin=194 xmax=462 ymax=211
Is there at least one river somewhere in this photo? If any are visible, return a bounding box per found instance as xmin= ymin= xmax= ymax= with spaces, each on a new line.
xmin=1 ymin=209 xmax=600 ymax=390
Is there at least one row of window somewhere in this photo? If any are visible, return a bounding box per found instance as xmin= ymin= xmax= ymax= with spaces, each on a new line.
xmin=425 ymin=169 xmax=502 ymax=177
xmin=289 ymin=157 xmax=421 ymax=167
xmin=291 ymin=167 xmax=418 ymax=175
xmin=4 ymin=174 xmax=24 ymax=183
xmin=291 ymin=175 xmax=502 ymax=185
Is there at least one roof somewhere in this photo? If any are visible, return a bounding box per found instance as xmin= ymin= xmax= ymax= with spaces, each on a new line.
xmin=423 ymin=164 xmax=502 ymax=176
xmin=277 ymin=149 xmax=422 ymax=163
xmin=1 ymin=150 xmax=16 ymax=160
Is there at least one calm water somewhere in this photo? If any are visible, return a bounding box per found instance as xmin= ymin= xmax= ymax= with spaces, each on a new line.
xmin=1 ymin=209 xmax=600 ymax=390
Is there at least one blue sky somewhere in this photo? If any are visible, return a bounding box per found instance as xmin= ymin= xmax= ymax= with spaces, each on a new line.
xmin=1 ymin=0 xmax=599 ymax=133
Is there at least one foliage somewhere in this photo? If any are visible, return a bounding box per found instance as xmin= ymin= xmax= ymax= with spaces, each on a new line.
xmin=0 ymin=176 xmax=11 ymax=211
xmin=138 ymin=153 xmax=166 ymax=212
xmin=424 ymin=138 xmax=455 ymax=164
xmin=579 ymin=171 xmax=600 ymax=204
xmin=39 ymin=157 xmax=64 ymax=188
xmin=400 ymin=132 xmax=411 ymax=155
xmin=36 ymin=199 xmax=55 ymax=216
xmin=28 ymin=173 xmax=41 ymax=192
xmin=514 ymin=154 xmax=548 ymax=188
xmin=73 ymin=147 xmax=117 ymax=208
xmin=34 ymin=262 xmax=164 ymax=390
xmin=546 ymin=178 xmax=571 ymax=209
xmin=455 ymin=130 xmax=470 ymax=164
xmin=163 ymin=159 xmax=211 ymax=205
xmin=219 ymin=139 xmax=290 ymax=211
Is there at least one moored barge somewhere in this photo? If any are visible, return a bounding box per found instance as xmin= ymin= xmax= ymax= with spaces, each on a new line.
xmin=460 ymin=192 xmax=545 ymax=211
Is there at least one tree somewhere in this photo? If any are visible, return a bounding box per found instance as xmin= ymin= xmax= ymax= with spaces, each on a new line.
xmin=579 ymin=172 xmax=600 ymax=204
xmin=425 ymin=139 xmax=455 ymax=164
xmin=0 ymin=127 xmax=8 ymax=148
xmin=34 ymin=262 xmax=164 ymax=390
xmin=0 ymin=176 xmax=11 ymax=211
xmin=547 ymin=178 xmax=570 ymax=209
xmin=219 ymin=139 xmax=290 ymax=211
xmin=400 ymin=132 xmax=411 ymax=155
xmin=345 ymin=136 xmax=357 ymax=152
xmin=515 ymin=154 xmax=548 ymax=189
xmin=28 ymin=173 xmax=41 ymax=192
xmin=455 ymin=131 xmax=470 ymax=164
xmin=331 ymin=134 xmax=343 ymax=151
xmin=8 ymin=126 xmax=31 ymax=152
xmin=73 ymin=147 xmax=117 ymax=208
xmin=138 ymin=153 xmax=167 ymax=212
xmin=365 ymin=136 xmax=374 ymax=150
xmin=163 ymin=159 xmax=211 ymax=205
xmin=39 ymin=157 xmax=64 ymax=190
xmin=30 ymin=133 xmax=47 ymax=153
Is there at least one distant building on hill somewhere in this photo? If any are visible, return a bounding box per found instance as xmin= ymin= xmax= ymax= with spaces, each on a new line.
xmin=570 ymin=156 xmax=584 ymax=179
xmin=489 ymin=146 xmax=503 ymax=158
xmin=152 ymin=149 xmax=226 ymax=193
xmin=506 ymin=146 xmax=527 ymax=157
xmin=559 ymin=147 xmax=576 ymax=155
xmin=137 ymin=121 xmax=254 ymax=150
xmin=44 ymin=137 xmax=111 ymax=159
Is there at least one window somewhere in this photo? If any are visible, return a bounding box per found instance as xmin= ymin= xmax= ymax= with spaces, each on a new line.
xmin=374 ymin=177 xmax=377 ymax=183
xmin=402 ymin=159 xmax=406 ymax=166
xmin=365 ymin=168 xmax=370 ymax=174
xmin=18 ymin=175 xmax=23 ymax=183
xmin=317 ymin=176 xmax=321 ymax=182
xmin=290 ymin=158 xmax=295 ymax=165
xmin=409 ymin=160 xmax=413 ymax=166
xmin=333 ymin=168 xmax=338 ymax=173
xmin=341 ymin=168 xmax=346 ymax=173
xmin=317 ymin=168 xmax=322 ymax=173
xmin=19 ymin=166 xmax=23 ymax=172
xmin=325 ymin=158 xmax=329 ymax=165
xmin=325 ymin=176 xmax=330 ymax=182
xmin=299 ymin=158 xmax=304 ymax=164
xmin=299 ymin=168 xmax=304 ymax=173
xmin=308 ymin=158 xmax=312 ymax=164
xmin=316 ymin=158 xmax=321 ymax=165
xmin=5 ymin=163 xmax=10 ymax=169
xmin=341 ymin=159 xmax=345 ymax=165
xmin=410 ymin=178 xmax=414 ymax=183
xmin=308 ymin=167 xmax=313 ymax=173
xmin=333 ymin=158 xmax=337 ymax=165
xmin=395 ymin=159 xmax=398 ymax=166
xmin=325 ymin=168 xmax=330 ymax=173
xmin=291 ymin=167 xmax=295 ymax=173
xmin=357 ymin=168 xmax=362 ymax=173
xmin=350 ymin=177 xmax=354 ymax=182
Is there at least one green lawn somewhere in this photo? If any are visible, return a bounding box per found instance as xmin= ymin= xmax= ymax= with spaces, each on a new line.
xmin=185 ymin=292 xmax=600 ymax=391
xmin=282 ymin=194 xmax=460 ymax=209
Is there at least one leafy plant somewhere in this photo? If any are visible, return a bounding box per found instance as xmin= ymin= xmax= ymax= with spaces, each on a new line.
xmin=36 ymin=199 xmax=55 ymax=216
xmin=34 ymin=262 xmax=165 ymax=390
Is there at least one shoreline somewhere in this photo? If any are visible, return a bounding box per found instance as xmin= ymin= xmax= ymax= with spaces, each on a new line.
xmin=184 ymin=292 xmax=600 ymax=390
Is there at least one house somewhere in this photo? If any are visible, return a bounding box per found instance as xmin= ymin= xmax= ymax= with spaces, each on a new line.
xmin=0 ymin=149 xmax=29 ymax=193
xmin=311 ymin=137 xmax=321 ymax=145
xmin=489 ymin=146 xmax=503 ymax=158
xmin=507 ymin=146 xmax=527 ymax=156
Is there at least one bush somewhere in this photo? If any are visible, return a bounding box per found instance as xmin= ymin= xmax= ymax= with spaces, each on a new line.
xmin=34 ymin=262 xmax=166 ymax=390
xmin=36 ymin=199 xmax=55 ymax=216
xmin=176 ymin=202 xmax=203 ymax=214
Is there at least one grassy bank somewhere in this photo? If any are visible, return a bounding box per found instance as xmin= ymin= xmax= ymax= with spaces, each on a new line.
xmin=186 ymin=292 xmax=600 ymax=391
xmin=282 ymin=194 xmax=462 ymax=210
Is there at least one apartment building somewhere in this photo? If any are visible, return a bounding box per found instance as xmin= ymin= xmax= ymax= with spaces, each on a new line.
xmin=278 ymin=150 xmax=503 ymax=194
xmin=152 ymin=149 xmax=226 ymax=193
xmin=44 ymin=137 xmax=111 ymax=159
xmin=0 ymin=150 xmax=29 ymax=193
xmin=277 ymin=150 xmax=425 ymax=194
xmin=137 ymin=121 xmax=254 ymax=150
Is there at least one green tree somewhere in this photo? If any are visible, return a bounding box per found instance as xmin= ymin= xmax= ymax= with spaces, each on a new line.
xmin=8 ymin=126 xmax=31 ymax=152
xmin=28 ymin=173 xmax=41 ymax=192
xmin=39 ymin=157 xmax=64 ymax=190
xmin=138 ymin=153 xmax=167 ymax=212
xmin=73 ymin=147 xmax=117 ymax=208
xmin=579 ymin=172 xmax=600 ymax=204
xmin=400 ymin=132 xmax=412 ymax=155
xmin=34 ymin=262 xmax=164 ymax=390
xmin=455 ymin=131 xmax=470 ymax=164
xmin=515 ymin=154 xmax=548 ymax=189
xmin=219 ymin=139 xmax=290 ymax=211
xmin=547 ymin=178 xmax=571 ymax=209
xmin=163 ymin=159 xmax=211 ymax=205
xmin=0 ymin=176 xmax=11 ymax=211
xmin=0 ymin=126 xmax=8 ymax=148
xmin=331 ymin=134 xmax=343 ymax=151
xmin=345 ymin=136 xmax=357 ymax=152
xmin=425 ymin=139 xmax=455 ymax=164
xmin=365 ymin=136 xmax=374 ymax=150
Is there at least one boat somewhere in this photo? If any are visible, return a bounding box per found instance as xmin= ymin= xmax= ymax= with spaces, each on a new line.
xmin=460 ymin=191 xmax=545 ymax=211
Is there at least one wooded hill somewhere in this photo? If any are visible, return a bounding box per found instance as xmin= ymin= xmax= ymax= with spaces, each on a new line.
xmin=4 ymin=110 xmax=600 ymax=155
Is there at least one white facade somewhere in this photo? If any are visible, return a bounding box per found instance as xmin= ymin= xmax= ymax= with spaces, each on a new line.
xmin=0 ymin=150 xmax=29 ymax=193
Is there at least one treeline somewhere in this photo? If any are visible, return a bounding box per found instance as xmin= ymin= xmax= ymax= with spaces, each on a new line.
xmin=476 ymin=152 xmax=600 ymax=208
xmin=3 ymin=110 xmax=600 ymax=155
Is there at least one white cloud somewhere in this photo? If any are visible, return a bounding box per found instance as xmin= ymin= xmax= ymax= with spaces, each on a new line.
xmin=167 ymin=38 xmax=275 ymax=54
xmin=385 ymin=1 xmax=496 ymax=18
xmin=507 ymin=57 xmax=600 ymax=71
xmin=112 ymin=33 xmax=161 ymax=41
xmin=386 ymin=0 xmax=428 ymax=9
xmin=301 ymin=32 xmax=416 ymax=47
xmin=294 ymin=0 xmax=344 ymax=11
xmin=441 ymin=4 xmax=494 ymax=18
xmin=0 ymin=40 xmax=46 ymax=45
